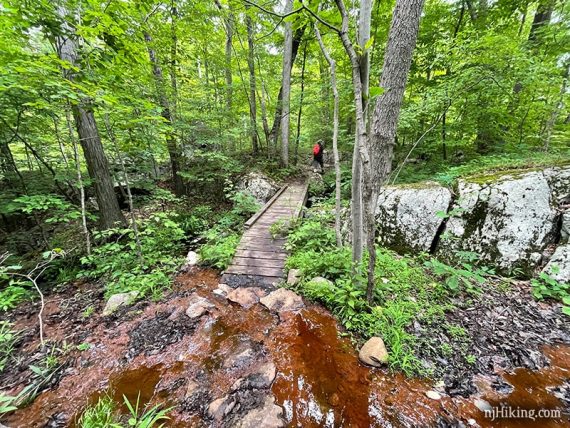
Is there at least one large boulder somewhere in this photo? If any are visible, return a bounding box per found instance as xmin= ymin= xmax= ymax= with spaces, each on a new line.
xmin=438 ymin=170 xmax=561 ymax=274
xmin=237 ymin=172 xmax=279 ymax=204
xmin=375 ymin=182 xmax=453 ymax=253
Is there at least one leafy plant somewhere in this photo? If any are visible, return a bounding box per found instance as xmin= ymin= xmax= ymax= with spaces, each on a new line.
xmin=78 ymin=395 xmax=121 ymax=428
xmin=199 ymin=232 xmax=240 ymax=270
xmin=79 ymin=212 xmax=185 ymax=299
xmin=123 ymin=392 xmax=173 ymax=428
xmin=0 ymin=321 xmax=18 ymax=372
xmin=0 ymin=394 xmax=17 ymax=416
xmin=531 ymin=269 xmax=570 ymax=316
xmin=424 ymin=252 xmax=494 ymax=294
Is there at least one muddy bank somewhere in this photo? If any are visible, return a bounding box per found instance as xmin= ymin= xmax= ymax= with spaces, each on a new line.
xmin=1 ymin=269 xmax=569 ymax=427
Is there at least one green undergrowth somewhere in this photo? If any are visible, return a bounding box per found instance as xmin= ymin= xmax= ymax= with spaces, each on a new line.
xmin=395 ymin=150 xmax=569 ymax=186
xmin=79 ymin=212 xmax=185 ymax=300
xmin=284 ymin=204 xmax=493 ymax=376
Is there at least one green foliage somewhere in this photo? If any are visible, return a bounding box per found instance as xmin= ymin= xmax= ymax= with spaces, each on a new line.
xmin=199 ymin=232 xmax=239 ymax=270
xmin=0 ymin=321 xmax=18 ymax=372
xmin=0 ymin=394 xmax=18 ymax=416
xmin=285 ymin=213 xmax=451 ymax=375
xmin=123 ymin=393 xmax=172 ymax=428
xmin=5 ymin=194 xmax=83 ymax=224
xmin=424 ymin=252 xmax=494 ymax=294
xmin=79 ymin=212 xmax=185 ymax=299
xmin=531 ymin=269 xmax=570 ymax=316
xmin=78 ymin=395 xmax=121 ymax=428
xmin=0 ymin=285 xmax=29 ymax=311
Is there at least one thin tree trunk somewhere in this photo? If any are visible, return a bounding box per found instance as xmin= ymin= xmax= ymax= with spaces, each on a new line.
xmin=315 ymin=25 xmax=342 ymax=247
xmin=215 ymin=0 xmax=234 ymax=114
xmin=268 ymin=26 xmax=306 ymax=151
xmin=256 ymin=55 xmax=271 ymax=148
xmin=280 ymin=0 xmax=294 ymax=167
xmin=104 ymin=113 xmax=144 ymax=265
xmin=294 ymin=42 xmax=308 ymax=165
xmin=543 ymin=63 xmax=569 ymax=151
xmin=245 ymin=6 xmax=259 ymax=155
xmin=144 ymin=32 xmax=184 ymax=196
xmin=170 ymin=1 xmax=179 ymax=121
xmin=351 ymin=0 xmax=373 ymax=267
xmin=55 ymin=6 xmax=125 ymax=229
xmin=66 ymin=108 xmax=91 ymax=255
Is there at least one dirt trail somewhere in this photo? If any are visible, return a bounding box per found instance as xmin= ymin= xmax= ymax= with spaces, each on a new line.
xmin=2 ymin=269 xmax=569 ymax=427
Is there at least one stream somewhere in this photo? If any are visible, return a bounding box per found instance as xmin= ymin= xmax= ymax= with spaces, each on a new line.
xmin=3 ymin=269 xmax=569 ymax=427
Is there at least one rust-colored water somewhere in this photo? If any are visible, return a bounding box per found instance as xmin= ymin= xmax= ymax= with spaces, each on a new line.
xmin=3 ymin=269 xmax=569 ymax=427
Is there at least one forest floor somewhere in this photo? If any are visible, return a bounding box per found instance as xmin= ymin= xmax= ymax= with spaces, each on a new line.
xmin=1 ymin=267 xmax=569 ymax=427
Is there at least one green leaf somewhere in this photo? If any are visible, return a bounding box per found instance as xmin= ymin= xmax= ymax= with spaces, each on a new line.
xmin=369 ymin=86 xmax=384 ymax=98
xmin=364 ymin=36 xmax=375 ymax=51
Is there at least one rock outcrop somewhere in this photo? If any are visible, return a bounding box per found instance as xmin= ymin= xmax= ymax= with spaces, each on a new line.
xmin=375 ymin=182 xmax=453 ymax=253
xmin=372 ymin=166 xmax=570 ymax=276
xmin=237 ymin=172 xmax=279 ymax=204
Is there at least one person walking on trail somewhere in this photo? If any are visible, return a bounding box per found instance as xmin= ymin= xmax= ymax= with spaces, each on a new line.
xmin=313 ymin=140 xmax=324 ymax=173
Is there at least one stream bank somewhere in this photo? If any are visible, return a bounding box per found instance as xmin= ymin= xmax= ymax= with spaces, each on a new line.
xmin=1 ymin=268 xmax=569 ymax=427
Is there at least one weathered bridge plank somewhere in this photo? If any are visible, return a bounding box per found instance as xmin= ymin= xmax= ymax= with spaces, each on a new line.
xmin=221 ymin=181 xmax=308 ymax=288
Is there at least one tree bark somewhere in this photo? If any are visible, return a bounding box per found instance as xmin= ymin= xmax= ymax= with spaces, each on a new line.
xmin=215 ymin=0 xmax=234 ymax=113
xmin=280 ymin=0 xmax=294 ymax=167
xmin=170 ymin=1 xmax=179 ymax=121
xmin=268 ymin=26 xmax=306 ymax=151
xmin=55 ymin=6 xmax=125 ymax=229
xmin=245 ymin=6 xmax=259 ymax=155
xmin=294 ymin=41 xmax=308 ymax=165
xmin=368 ymin=0 xmax=425 ymax=301
xmin=315 ymin=24 xmax=342 ymax=247
xmin=144 ymin=32 xmax=184 ymax=196
xmin=351 ymin=0 xmax=373 ymax=267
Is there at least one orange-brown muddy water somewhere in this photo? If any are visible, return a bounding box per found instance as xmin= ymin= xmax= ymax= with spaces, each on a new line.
xmin=2 ymin=269 xmax=569 ymax=427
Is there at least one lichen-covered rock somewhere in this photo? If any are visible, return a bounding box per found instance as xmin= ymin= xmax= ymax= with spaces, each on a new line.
xmin=375 ymin=182 xmax=453 ymax=253
xmin=102 ymin=291 xmax=139 ymax=316
xmin=560 ymin=212 xmax=570 ymax=245
xmin=237 ymin=172 xmax=279 ymax=204
xmin=542 ymin=245 xmax=570 ymax=284
xmin=438 ymin=170 xmax=560 ymax=274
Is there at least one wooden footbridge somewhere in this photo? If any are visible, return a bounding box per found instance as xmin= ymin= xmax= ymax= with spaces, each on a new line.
xmin=221 ymin=181 xmax=309 ymax=288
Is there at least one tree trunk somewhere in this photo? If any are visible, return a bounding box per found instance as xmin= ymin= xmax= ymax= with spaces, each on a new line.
xmin=245 ymin=6 xmax=259 ymax=155
xmin=144 ymin=32 xmax=184 ymax=196
xmin=294 ymin=42 xmax=308 ymax=165
xmin=53 ymin=7 xmax=125 ymax=229
xmin=170 ymin=1 xmax=179 ymax=121
xmin=368 ymin=0 xmax=425 ymax=301
xmin=280 ymin=0 xmax=294 ymax=167
xmin=351 ymin=0 xmax=373 ymax=267
xmin=215 ymin=0 xmax=234 ymax=113
xmin=315 ymin=24 xmax=342 ymax=247
xmin=268 ymin=26 xmax=306 ymax=151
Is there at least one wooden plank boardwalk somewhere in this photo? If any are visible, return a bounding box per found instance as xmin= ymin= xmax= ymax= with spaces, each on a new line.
xmin=221 ymin=181 xmax=309 ymax=288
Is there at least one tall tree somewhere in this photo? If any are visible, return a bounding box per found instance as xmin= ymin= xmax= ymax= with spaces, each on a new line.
xmin=144 ymin=32 xmax=184 ymax=196
xmin=528 ymin=0 xmax=555 ymax=42
xmin=55 ymin=5 xmax=125 ymax=229
xmin=280 ymin=0 xmax=294 ymax=167
xmin=245 ymin=6 xmax=259 ymax=155
xmin=367 ymin=0 xmax=425 ymax=300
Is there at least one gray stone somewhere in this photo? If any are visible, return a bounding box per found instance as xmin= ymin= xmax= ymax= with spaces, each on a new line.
xmin=235 ymin=396 xmax=285 ymax=428
xmin=439 ymin=171 xmax=559 ymax=274
xmin=223 ymin=346 xmax=255 ymax=369
xmin=543 ymin=245 xmax=570 ymax=284
xmin=287 ymin=269 xmax=302 ymax=286
xmin=213 ymin=283 xmax=232 ymax=297
xmin=231 ymin=362 xmax=276 ymax=391
xmin=306 ymin=276 xmax=333 ymax=289
xmin=226 ymin=287 xmax=264 ymax=308
xmin=237 ymin=172 xmax=279 ymax=204
xmin=375 ymin=182 xmax=453 ymax=252
xmin=207 ymin=396 xmax=233 ymax=421
xmin=260 ymin=288 xmax=304 ymax=313
xmin=185 ymin=250 xmax=200 ymax=267
xmin=425 ymin=390 xmax=442 ymax=400
xmin=185 ymin=295 xmax=215 ymax=319
xmin=102 ymin=291 xmax=139 ymax=316
xmin=358 ymin=337 xmax=389 ymax=367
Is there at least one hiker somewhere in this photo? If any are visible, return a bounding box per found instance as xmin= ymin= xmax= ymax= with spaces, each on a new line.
xmin=313 ymin=140 xmax=324 ymax=173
